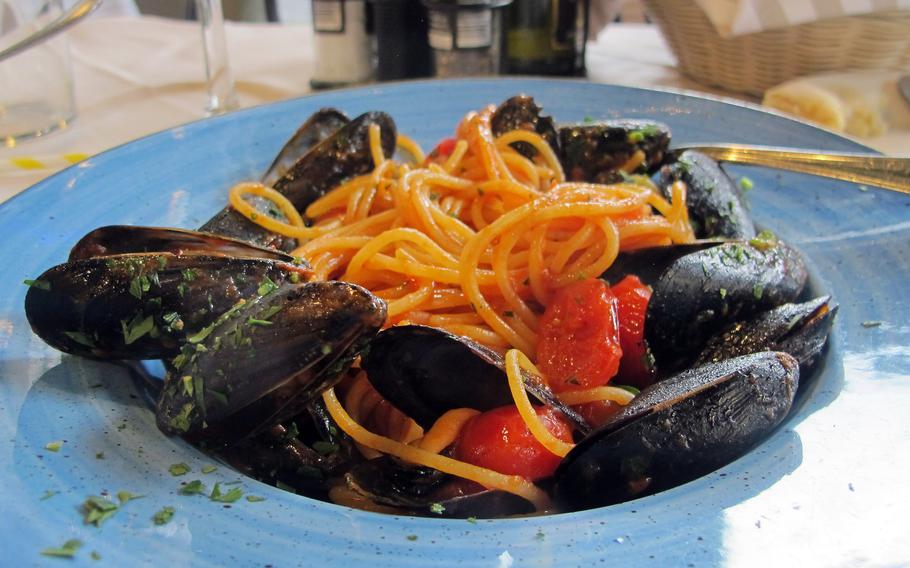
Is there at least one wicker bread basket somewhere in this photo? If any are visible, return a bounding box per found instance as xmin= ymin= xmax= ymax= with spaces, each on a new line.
xmin=642 ymin=0 xmax=910 ymax=97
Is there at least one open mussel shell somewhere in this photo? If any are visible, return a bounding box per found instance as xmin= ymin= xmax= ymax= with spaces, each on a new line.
xmin=644 ymin=239 xmax=808 ymax=371
xmin=695 ymin=295 xmax=838 ymax=372
xmin=558 ymin=120 xmax=670 ymax=183
xmin=361 ymin=325 xmax=588 ymax=434
xmin=658 ymin=149 xmax=756 ymax=239
xmin=554 ymin=351 xmax=799 ymax=510
xmin=156 ymin=280 xmax=386 ymax=437
xmin=68 ymin=225 xmax=299 ymax=263
xmin=24 ymin=252 xmax=304 ymax=359
xmin=261 ymin=108 xmax=350 ymax=187
xmin=344 ymin=455 xmax=534 ymax=518
xmin=200 ymin=111 xmax=397 ymax=250
xmin=490 ymin=95 xmax=559 ymax=158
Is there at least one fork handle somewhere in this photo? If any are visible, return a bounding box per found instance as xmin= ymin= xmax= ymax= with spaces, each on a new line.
xmin=676 ymin=144 xmax=910 ymax=195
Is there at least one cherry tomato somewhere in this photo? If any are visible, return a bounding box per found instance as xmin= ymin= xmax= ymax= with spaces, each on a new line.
xmin=451 ymin=405 xmax=572 ymax=481
xmin=537 ymin=278 xmax=622 ymax=393
xmin=574 ymin=400 xmax=624 ymax=429
xmin=424 ymin=137 xmax=458 ymax=165
xmin=611 ymin=275 xmax=656 ymax=389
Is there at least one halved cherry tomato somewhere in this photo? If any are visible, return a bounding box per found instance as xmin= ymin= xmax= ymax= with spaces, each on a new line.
xmin=611 ymin=275 xmax=656 ymax=389
xmin=573 ymin=400 xmax=624 ymax=429
xmin=451 ymin=405 xmax=572 ymax=481
xmin=423 ymin=137 xmax=458 ymax=165
xmin=537 ymin=278 xmax=622 ymax=393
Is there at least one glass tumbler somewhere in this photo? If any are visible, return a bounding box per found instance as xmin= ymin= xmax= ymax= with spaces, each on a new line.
xmin=0 ymin=0 xmax=75 ymax=146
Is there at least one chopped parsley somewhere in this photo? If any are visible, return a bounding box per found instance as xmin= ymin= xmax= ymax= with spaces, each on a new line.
xmin=246 ymin=317 xmax=274 ymax=327
xmin=45 ymin=440 xmax=63 ymax=452
xmin=117 ymin=490 xmax=143 ymax=504
xmin=41 ymin=539 xmax=82 ymax=558
xmin=169 ymin=463 xmax=191 ymax=476
xmin=406 ymin=535 xmax=418 ymax=541
xmin=129 ymin=274 xmax=152 ymax=299
xmin=181 ymin=268 xmax=198 ymax=282
xmin=312 ymin=441 xmax=339 ymax=456
xmin=121 ymin=314 xmax=155 ymax=345
xmin=752 ymin=284 xmax=764 ymax=300
xmin=201 ymin=465 xmax=217 ymax=474
xmin=153 ymin=506 xmax=175 ymax=526
xmin=719 ymin=288 xmax=727 ymax=299
xmin=169 ymin=403 xmax=195 ymax=433
xmin=95 ymin=452 xmax=105 ymax=460
xmin=40 ymin=490 xmax=59 ymax=501
xmin=63 ymin=331 xmax=95 ymax=348
xmin=429 ymin=502 xmax=445 ymax=515
xmin=82 ymin=495 xmax=120 ymax=526
xmin=23 ymin=278 xmax=51 ymax=290
xmin=245 ymin=495 xmax=266 ymax=503
xmin=179 ymin=480 xmax=206 ymax=495
xmin=257 ymin=276 xmax=279 ymax=296
xmin=739 ymin=176 xmax=754 ymax=192
xmin=209 ymin=482 xmax=243 ymax=503
xmin=466 ymin=516 xmax=478 ymax=524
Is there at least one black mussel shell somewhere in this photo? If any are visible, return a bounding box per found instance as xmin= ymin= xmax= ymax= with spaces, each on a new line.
xmin=261 ymin=108 xmax=350 ymax=187
xmin=155 ymin=280 xmax=386 ymax=436
xmin=559 ymin=120 xmax=670 ymax=183
xmin=345 ymin=456 xmax=534 ymax=518
xmin=361 ymin=325 xmax=588 ymax=434
xmin=200 ymin=111 xmax=396 ymax=250
xmin=645 ymin=238 xmax=808 ymax=370
xmin=490 ymin=95 xmax=559 ymax=158
xmin=554 ymin=351 xmax=799 ymax=510
xmin=69 ymin=225 xmax=299 ymax=263
xmin=659 ymin=150 xmax=756 ymax=239
xmin=695 ymin=296 xmax=838 ymax=372
xmin=24 ymin=253 xmax=304 ymax=360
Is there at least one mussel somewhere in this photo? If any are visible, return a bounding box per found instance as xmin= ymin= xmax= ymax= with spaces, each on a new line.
xmin=658 ymin=149 xmax=756 ymax=239
xmin=200 ymin=111 xmax=397 ymax=250
xmin=603 ymin=237 xmax=809 ymax=374
xmin=157 ymin=279 xmax=385 ymax=436
xmin=554 ymin=351 xmax=799 ymax=510
xmin=559 ymin=120 xmax=671 ymax=183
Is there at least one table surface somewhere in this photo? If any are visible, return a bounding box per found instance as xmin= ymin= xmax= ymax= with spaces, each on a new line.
xmin=0 ymin=16 xmax=905 ymax=204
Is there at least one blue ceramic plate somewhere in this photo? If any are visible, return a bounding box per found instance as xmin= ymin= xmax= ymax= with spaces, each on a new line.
xmin=2 ymin=79 xmax=908 ymax=566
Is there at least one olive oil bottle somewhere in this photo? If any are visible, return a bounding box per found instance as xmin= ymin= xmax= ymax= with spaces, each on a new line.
xmin=505 ymin=0 xmax=588 ymax=76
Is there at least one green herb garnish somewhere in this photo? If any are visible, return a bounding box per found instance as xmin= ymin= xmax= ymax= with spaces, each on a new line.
xmin=23 ymin=278 xmax=51 ymax=290
xmin=739 ymin=176 xmax=754 ymax=192
xmin=82 ymin=495 xmax=119 ymax=527
xmin=169 ymin=463 xmax=191 ymax=476
xmin=406 ymin=535 xmax=418 ymax=541
xmin=312 ymin=441 xmax=339 ymax=456
xmin=153 ymin=506 xmax=175 ymax=526
xmin=466 ymin=517 xmax=478 ymax=524
xmin=117 ymin=490 xmax=143 ymax=504
xmin=752 ymin=284 xmax=764 ymax=300
xmin=246 ymin=495 xmax=266 ymax=503
xmin=45 ymin=440 xmax=63 ymax=452
xmin=181 ymin=268 xmax=197 ymax=282
xmin=41 ymin=539 xmax=82 ymax=558
xmin=201 ymin=465 xmax=217 ymax=474
xmin=429 ymin=502 xmax=445 ymax=515
xmin=40 ymin=490 xmax=59 ymax=501
xmin=257 ymin=276 xmax=279 ymax=296
xmin=121 ymin=314 xmax=155 ymax=345
xmin=209 ymin=482 xmax=243 ymax=503
xmin=179 ymin=480 xmax=206 ymax=495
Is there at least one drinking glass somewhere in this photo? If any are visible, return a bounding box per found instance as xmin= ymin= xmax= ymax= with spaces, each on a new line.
xmin=195 ymin=0 xmax=238 ymax=115
xmin=0 ymin=0 xmax=75 ymax=145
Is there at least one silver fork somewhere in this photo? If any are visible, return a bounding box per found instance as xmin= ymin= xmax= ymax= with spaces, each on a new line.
xmin=672 ymin=144 xmax=910 ymax=195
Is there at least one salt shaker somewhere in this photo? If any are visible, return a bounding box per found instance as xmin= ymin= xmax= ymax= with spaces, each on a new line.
xmin=423 ymin=0 xmax=512 ymax=77
xmin=310 ymin=0 xmax=374 ymax=89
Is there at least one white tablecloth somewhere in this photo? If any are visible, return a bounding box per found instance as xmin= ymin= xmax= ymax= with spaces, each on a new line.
xmin=0 ymin=16 xmax=904 ymax=203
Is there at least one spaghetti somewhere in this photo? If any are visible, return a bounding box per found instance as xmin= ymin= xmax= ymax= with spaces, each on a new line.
xmin=228 ymin=104 xmax=694 ymax=511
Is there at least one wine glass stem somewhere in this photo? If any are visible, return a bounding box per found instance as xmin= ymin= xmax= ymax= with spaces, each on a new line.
xmin=196 ymin=0 xmax=238 ymax=115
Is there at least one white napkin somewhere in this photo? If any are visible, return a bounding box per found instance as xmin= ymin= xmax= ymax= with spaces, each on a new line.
xmin=693 ymin=0 xmax=910 ymax=37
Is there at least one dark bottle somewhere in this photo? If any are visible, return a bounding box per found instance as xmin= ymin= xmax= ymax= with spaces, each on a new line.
xmin=371 ymin=0 xmax=435 ymax=80
xmin=505 ymin=0 xmax=589 ymax=76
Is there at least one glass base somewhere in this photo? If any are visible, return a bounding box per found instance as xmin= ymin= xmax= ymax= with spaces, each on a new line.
xmin=0 ymin=101 xmax=74 ymax=147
